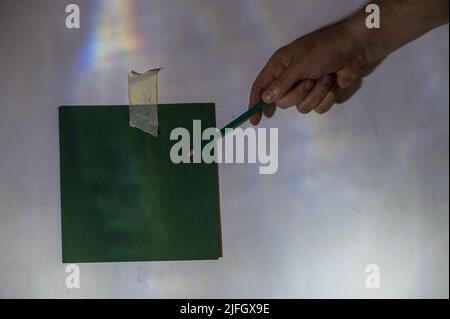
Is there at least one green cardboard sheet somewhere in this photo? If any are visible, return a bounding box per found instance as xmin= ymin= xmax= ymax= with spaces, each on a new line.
xmin=59 ymin=104 xmax=222 ymax=263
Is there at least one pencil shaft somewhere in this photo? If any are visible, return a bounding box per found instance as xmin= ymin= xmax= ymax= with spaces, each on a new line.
xmin=219 ymin=101 xmax=267 ymax=136
xmin=199 ymin=101 xmax=267 ymax=151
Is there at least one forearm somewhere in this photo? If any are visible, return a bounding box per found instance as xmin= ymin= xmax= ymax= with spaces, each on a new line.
xmin=345 ymin=0 xmax=449 ymax=63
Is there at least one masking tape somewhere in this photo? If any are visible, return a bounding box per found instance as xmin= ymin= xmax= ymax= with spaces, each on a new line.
xmin=128 ymin=68 xmax=160 ymax=136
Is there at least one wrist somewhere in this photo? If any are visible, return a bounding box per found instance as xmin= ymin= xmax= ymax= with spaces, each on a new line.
xmin=341 ymin=13 xmax=379 ymax=65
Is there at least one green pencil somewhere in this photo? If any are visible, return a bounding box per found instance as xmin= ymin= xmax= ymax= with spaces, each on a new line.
xmin=189 ymin=101 xmax=267 ymax=156
xmin=216 ymin=101 xmax=267 ymax=137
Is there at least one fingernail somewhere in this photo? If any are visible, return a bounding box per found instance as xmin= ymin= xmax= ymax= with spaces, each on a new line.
xmin=262 ymin=90 xmax=274 ymax=102
xmin=321 ymin=75 xmax=332 ymax=86
xmin=304 ymin=81 xmax=314 ymax=91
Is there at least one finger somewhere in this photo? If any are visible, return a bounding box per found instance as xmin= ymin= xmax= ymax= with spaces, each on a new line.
xmin=335 ymin=79 xmax=361 ymax=104
xmin=335 ymin=60 xmax=365 ymax=89
xmin=263 ymin=103 xmax=276 ymax=118
xmin=249 ymin=60 xmax=286 ymax=125
xmin=261 ymin=64 xmax=304 ymax=104
xmin=314 ymin=83 xmax=338 ymax=114
xmin=276 ymin=79 xmax=315 ymax=108
xmin=296 ymin=74 xmax=334 ymax=114
xmin=249 ymin=105 xmax=263 ymax=125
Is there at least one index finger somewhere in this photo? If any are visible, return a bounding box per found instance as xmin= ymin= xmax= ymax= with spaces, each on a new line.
xmin=249 ymin=59 xmax=285 ymax=125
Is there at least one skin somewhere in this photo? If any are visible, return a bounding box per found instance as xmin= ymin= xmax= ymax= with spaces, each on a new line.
xmin=249 ymin=0 xmax=449 ymax=125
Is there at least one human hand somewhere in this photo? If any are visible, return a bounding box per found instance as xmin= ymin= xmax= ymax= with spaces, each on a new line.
xmin=249 ymin=0 xmax=449 ymax=125
xmin=249 ymin=20 xmax=372 ymax=124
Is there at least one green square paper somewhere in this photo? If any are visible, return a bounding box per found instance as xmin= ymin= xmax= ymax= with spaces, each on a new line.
xmin=59 ymin=104 xmax=221 ymax=263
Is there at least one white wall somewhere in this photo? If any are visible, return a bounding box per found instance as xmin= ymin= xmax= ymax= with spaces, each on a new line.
xmin=0 ymin=0 xmax=448 ymax=298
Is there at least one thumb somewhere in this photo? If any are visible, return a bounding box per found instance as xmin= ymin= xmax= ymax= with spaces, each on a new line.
xmin=261 ymin=65 xmax=303 ymax=103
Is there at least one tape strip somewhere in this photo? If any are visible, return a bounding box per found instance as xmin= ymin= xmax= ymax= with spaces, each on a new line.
xmin=128 ymin=68 xmax=161 ymax=136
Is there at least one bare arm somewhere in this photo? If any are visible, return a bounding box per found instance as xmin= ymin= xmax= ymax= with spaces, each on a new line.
xmin=249 ymin=0 xmax=449 ymax=124
xmin=349 ymin=0 xmax=449 ymax=65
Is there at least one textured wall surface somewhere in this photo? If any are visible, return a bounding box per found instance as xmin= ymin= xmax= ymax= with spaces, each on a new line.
xmin=0 ymin=0 xmax=448 ymax=298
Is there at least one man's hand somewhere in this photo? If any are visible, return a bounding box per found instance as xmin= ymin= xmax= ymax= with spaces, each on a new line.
xmin=249 ymin=0 xmax=449 ymax=125
xmin=249 ymin=21 xmax=370 ymax=124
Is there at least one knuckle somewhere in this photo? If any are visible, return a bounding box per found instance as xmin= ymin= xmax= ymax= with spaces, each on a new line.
xmin=272 ymin=77 xmax=287 ymax=91
xmin=251 ymin=79 xmax=264 ymax=94
xmin=296 ymin=83 xmax=308 ymax=96
xmin=268 ymin=48 xmax=292 ymax=70
xmin=341 ymin=60 xmax=365 ymax=84
xmin=272 ymin=46 xmax=290 ymax=63
xmin=337 ymin=75 xmax=354 ymax=89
